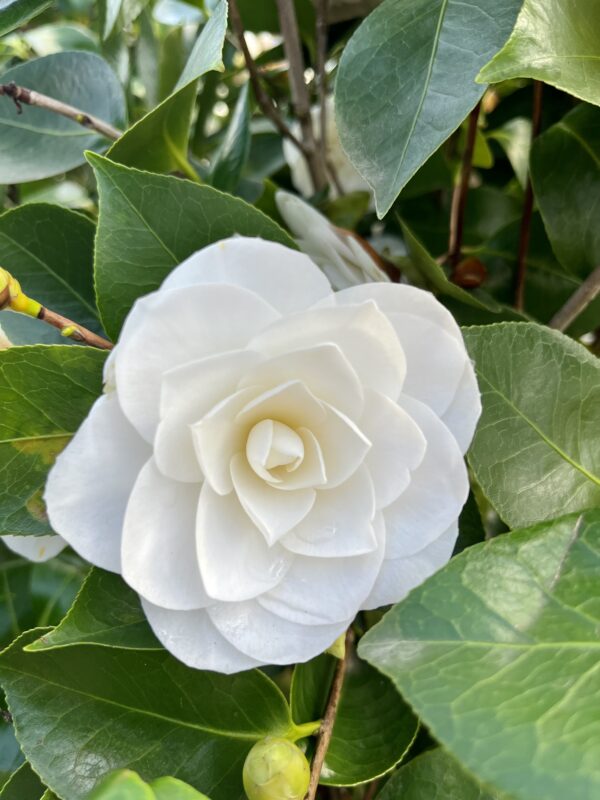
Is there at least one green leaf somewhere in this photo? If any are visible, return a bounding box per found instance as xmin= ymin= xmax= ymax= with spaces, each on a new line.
xmin=335 ymin=0 xmax=522 ymax=216
xmin=478 ymin=0 xmax=600 ymax=107
xmin=488 ymin=117 xmax=532 ymax=188
xmin=88 ymin=770 xmax=154 ymax=800
xmin=88 ymin=154 xmax=296 ymax=340
xmin=377 ymin=749 xmax=505 ymax=800
xmin=22 ymin=23 xmax=99 ymax=57
xmin=0 ymin=762 xmax=45 ymax=800
xmin=174 ymin=0 xmax=227 ymax=91
xmin=103 ymin=0 xmax=123 ymax=40
xmin=0 ymin=0 xmax=51 ymax=37
xmin=360 ymin=509 xmax=600 ymax=800
xmin=530 ymin=103 xmax=600 ymax=278
xmin=150 ymin=776 xmax=210 ymax=800
xmin=291 ymin=653 xmax=336 ymax=727
xmin=209 ymin=82 xmax=250 ymax=194
xmin=0 ymin=345 xmax=106 ymax=536
xmin=0 ymin=204 xmax=99 ymax=346
xmin=464 ymin=322 xmax=600 ymax=527
xmin=0 ymin=692 xmax=22 ymax=790
xmin=0 ymin=53 xmax=126 ymax=183
xmin=26 ymin=568 xmax=160 ymax=652
xmin=0 ymin=629 xmax=296 ymax=800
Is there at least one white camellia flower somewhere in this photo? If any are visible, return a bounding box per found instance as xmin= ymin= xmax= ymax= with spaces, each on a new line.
xmin=283 ymin=97 xmax=373 ymax=201
xmin=276 ymin=190 xmax=390 ymax=290
xmin=36 ymin=237 xmax=479 ymax=674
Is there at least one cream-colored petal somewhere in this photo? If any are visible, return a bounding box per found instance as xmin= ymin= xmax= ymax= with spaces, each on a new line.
xmin=309 ymin=403 xmax=371 ymax=488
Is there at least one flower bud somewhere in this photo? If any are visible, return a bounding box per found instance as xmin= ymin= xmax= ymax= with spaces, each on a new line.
xmin=243 ymin=737 xmax=310 ymax=800
xmin=0 ymin=268 xmax=10 ymax=310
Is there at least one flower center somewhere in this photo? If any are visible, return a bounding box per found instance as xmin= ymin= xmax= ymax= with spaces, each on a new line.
xmin=246 ymin=419 xmax=305 ymax=483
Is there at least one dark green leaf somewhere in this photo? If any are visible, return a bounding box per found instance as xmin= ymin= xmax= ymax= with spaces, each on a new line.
xmin=0 ymin=692 xmax=22 ymax=790
xmin=360 ymin=509 xmax=600 ymax=800
xmin=291 ymin=653 xmax=336 ymax=727
xmin=0 ymin=762 xmax=45 ymax=800
xmin=454 ymin=492 xmax=486 ymax=554
xmin=488 ymin=117 xmax=532 ymax=188
xmin=378 ymin=749 xmax=505 ymax=800
xmin=0 ymin=345 xmax=106 ymax=536
xmin=464 ymin=323 xmax=600 ymax=527
xmin=0 ymin=0 xmax=51 ymax=37
xmin=0 ymin=629 xmax=297 ymax=800
xmin=210 ymin=83 xmax=250 ymax=194
xmin=478 ymin=0 xmax=600 ymax=107
xmin=174 ymin=0 xmax=226 ymax=91
xmin=0 ymin=53 xmax=126 ymax=183
xmin=335 ymin=0 xmax=522 ymax=216
xmin=88 ymin=154 xmax=296 ymax=339
xmin=0 ymin=203 xmax=99 ymax=345
xmin=27 ymin=568 xmax=160 ymax=652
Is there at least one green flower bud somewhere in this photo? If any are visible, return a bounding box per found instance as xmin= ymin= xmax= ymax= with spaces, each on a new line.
xmin=243 ymin=737 xmax=310 ymax=800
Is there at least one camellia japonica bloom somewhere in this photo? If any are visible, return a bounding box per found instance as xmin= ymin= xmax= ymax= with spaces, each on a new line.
xmin=39 ymin=236 xmax=480 ymax=673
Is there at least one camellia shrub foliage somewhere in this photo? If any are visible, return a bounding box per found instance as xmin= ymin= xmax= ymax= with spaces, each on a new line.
xmin=0 ymin=0 xmax=599 ymax=798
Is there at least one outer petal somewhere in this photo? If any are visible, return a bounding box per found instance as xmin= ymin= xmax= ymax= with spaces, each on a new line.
xmin=261 ymin=513 xmax=385 ymax=625
xmin=384 ymin=395 xmax=469 ymax=559
xmin=249 ymin=301 xmax=406 ymax=400
xmin=44 ymin=393 xmax=150 ymax=573
xmin=161 ymin=237 xmax=332 ymax=315
xmin=1 ymin=534 xmax=66 ymax=562
xmin=309 ymin=403 xmax=371 ymax=488
xmin=121 ymin=459 xmax=210 ymax=610
xmin=208 ymin=599 xmax=349 ymax=665
xmin=115 ymin=284 xmax=279 ymax=441
xmin=141 ymin=601 xmax=263 ymax=673
xmin=155 ymin=350 xmax=261 ymax=483
xmin=197 ymin=485 xmax=293 ymax=602
xmin=439 ymin=358 xmax=482 ymax=454
xmin=363 ymin=522 xmax=458 ymax=609
xmin=359 ymin=389 xmax=426 ymax=509
xmin=281 ymin=466 xmax=377 ymax=558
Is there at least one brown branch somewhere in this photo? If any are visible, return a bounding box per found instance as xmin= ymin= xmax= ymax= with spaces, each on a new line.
xmin=514 ymin=80 xmax=543 ymax=311
xmin=229 ymin=0 xmax=306 ymax=155
xmin=305 ymin=630 xmax=352 ymax=800
xmin=0 ymin=82 xmax=122 ymax=140
xmin=363 ymin=779 xmax=380 ymax=800
xmin=549 ymin=264 xmax=600 ymax=332
xmin=38 ymin=307 xmax=114 ymax=350
xmin=448 ymin=102 xmax=481 ymax=270
xmin=276 ymin=0 xmax=327 ymax=193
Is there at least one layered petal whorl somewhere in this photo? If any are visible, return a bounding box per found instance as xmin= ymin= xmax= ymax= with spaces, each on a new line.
xmin=43 ymin=236 xmax=480 ymax=673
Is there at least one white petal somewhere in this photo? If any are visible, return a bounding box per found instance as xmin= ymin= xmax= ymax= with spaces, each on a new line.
xmin=121 ymin=459 xmax=210 ymax=610
xmin=363 ymin=522 xmax=458 ymax=609
xmin=141 ymin=601 xmax=263 ymax=673
xmin=260 ymin=513 xmax=385 ymax=625
xmin=155 ymin=350 xmax=261 ymax=483
xmin=44 ymin=393 xmax=150 ymax=573
xmin=115 ymin=283 xmax=279 ymax=441
xmin=310 ymin=403 xmax=371 ymax=488
xmin=236 ymin=379 xmax=327 ymax=430
xmin=161 ymin=237 xmax=332 ymax=315
xmin=208 ymin=599 xmax=349 ymax=665
xmin=238 ymin=343 xmax=364 ymax=420
xmin=440 ymin=358 xmax=482 ymax=454
xmin=281 ymin=466 xmax=377 ymax=558
xmin=359 ymin=389 xmax=427 ymax=509
xmin=270 ymin=427 xmax=328 ymax=491
xmin=2 ymin=534 xmax=66 ymax=562
xmin=249 ymin=301 xmax=406 ymax=400
xmin=230 ymin=454 xmax=316 ymax=545
xmin=197 ymin=484 xmax=292 ymax=602
xmin=384 ymin=396 xmax=469 ymax=559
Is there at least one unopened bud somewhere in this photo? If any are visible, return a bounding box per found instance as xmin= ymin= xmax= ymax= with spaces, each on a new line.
xmin=0 ymin=266 xmax=42 ymax=317
xmin=0 ymin=268 xmax=10 ymax=310
xmin=243 ymin=737 xmax=310 ymax=800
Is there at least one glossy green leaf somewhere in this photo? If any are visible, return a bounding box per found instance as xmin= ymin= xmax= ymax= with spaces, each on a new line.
xmin=0 ymin=204 xmax=99 ymax=345
xmin=88 ymin=154 xmax=295 ymax=339
xmin=0 ymin=762 xmax=45 ymax=800
xmin=88 ymin=770 xmax=154 ymax=800
xmin=150 ymin=776 xmax=210 ymax=800
xmin=335 ymin=0 xmax=522 ymax=216
xmin=0 ymin=0 xmax=50 ymax=37
xmin=378 ymin=749 xmax=505 ymax=800
xmin=291 ymin=653 xmax=336 ymax=727
xmin=478 ymin=0 xmax=600 ymax=107
xmin=209 ymin=82 xmax=250 ymax=194
xmin=530 ymin=103 xmax=600 ymax=277
xmin=27 ymin=568 xmax=160 ymax=652
xmin=360 ymin=509 xmax=600 ymax=800
xmin=0 ymin=346 xmax=106 ymax=536
xmin=464 ymin=323 xmax=600 ymax=527
xmin=0 ymin=53 xmax=126 ymax=183
xmin=0 ymin=692 xmax=22 ymax=791
xmin=174 ymin=0 xmax=226 ymax=91
xmin=488 ymin=117 xmax=532 ymax=188
xmin=0 ymin=629 xmax=297 ymax=800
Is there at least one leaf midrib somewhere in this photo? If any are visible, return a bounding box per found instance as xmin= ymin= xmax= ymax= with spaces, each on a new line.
xmin=0 ymin=432 xmax=73 ymax=446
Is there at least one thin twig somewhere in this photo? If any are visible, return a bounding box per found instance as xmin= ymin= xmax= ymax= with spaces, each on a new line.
xmin=315 ymin=0 xmax=342 ymax=194
xmin=549 ymin=265 xmax=600 ymax=332
xmin=306 ymin=631 xmax=352 ymax=800
xmin=514 ymin=80 xmax=543 ymax=310
xmin=0 ymin=82 xmax=122 ymax=140
xmin=37 ymin=307 xmax=114 ymax=350
xmin=363 ymin=779 xmax=380 ymax=800
xmin=276 ymin=0 xmax=327 ymax=192
xmin=448 ymin=102 xmax=481 ymax=270
xmin=229 ymin=0 xmax=306 ymax=154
